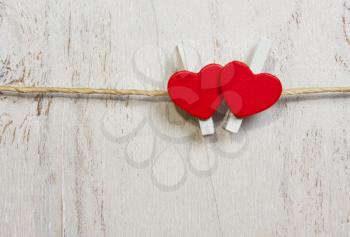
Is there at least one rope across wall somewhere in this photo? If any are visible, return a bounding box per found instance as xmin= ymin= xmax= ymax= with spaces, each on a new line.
xmin=1 ymin=86 xmax=350 ymax=97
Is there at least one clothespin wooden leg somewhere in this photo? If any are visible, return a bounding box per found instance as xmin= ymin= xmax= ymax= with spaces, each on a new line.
xmin=224 ymin=38 xmax=272 ymax=133
xmin=176 ymin=43 xmax=215 ymax=136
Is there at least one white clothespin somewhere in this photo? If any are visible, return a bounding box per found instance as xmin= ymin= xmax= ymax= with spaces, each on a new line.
xmin=224 ymin=38 xmax=272 ymax=133
xmin=176 ymin=43 xmax=215 ymax=136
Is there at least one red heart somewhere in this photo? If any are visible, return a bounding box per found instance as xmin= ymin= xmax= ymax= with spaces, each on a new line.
xmin=220 ymin=61 xmax=282 ymax=118
xmin=167 ymin=64 xmax=223 ymax=120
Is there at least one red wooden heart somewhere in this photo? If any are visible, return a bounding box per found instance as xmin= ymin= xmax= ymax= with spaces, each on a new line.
xmin=167 ymin=64 xmax=223 ymax=120
xmin=220 ymin=61 xmax=282 ymax=118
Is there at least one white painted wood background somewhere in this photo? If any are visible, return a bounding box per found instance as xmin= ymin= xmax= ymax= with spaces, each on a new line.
xmin=0 ymin=0 xmax=350 ymax=236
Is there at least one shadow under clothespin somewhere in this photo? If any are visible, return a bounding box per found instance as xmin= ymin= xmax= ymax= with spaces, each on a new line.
xmin=175 ymin=41 xmax=216 ymax=136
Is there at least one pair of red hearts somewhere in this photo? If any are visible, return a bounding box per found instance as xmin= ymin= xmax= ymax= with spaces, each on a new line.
xmin=167 ymin=61 xmax=282 ymax=120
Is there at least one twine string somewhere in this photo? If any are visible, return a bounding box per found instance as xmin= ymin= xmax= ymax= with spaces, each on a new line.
xmin=0 ymin=85 xmax=350 ymax=97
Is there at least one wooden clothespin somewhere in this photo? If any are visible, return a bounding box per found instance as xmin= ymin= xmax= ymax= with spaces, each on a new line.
xmin=176 ymin=43 xmax=215 ymax=136
xmin=224 ymin=38 xmax=272 ymax=133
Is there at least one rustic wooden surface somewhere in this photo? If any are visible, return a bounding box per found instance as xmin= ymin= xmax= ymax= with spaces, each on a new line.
xmin=0 ymin=0 xmax=350 ymax=236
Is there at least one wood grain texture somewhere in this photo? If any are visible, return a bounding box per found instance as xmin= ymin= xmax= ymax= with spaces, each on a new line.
xmin=0 ymin=0 xmax=349 ymax=236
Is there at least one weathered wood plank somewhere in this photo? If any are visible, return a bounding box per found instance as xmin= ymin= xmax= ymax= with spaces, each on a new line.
xmin=0 ymin=0 xmax=349 ymax=236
